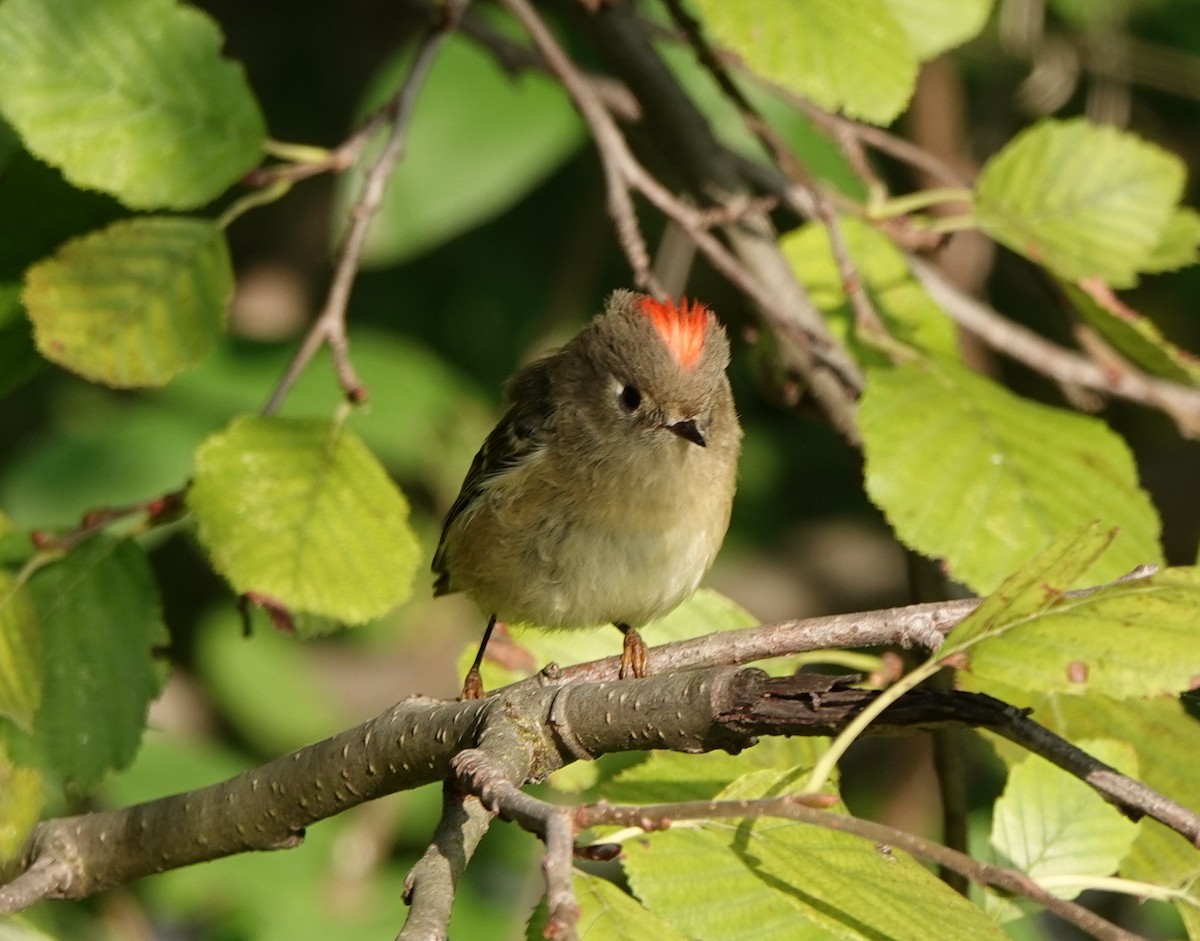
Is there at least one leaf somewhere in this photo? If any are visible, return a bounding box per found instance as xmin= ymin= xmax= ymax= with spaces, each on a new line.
xmin=604 ymin=736 xmax=828 ymax=805
xmin=341 ymin=32 xmax=583 ymax=266
xmin=0 ymin=743 xmax=42 ymax=862
xmin=527 ymin=871 xmax=689 ymax=941
xmin=188 ymin=417 xmax=420 ymax=627
xmin=466 ymin=588 xmax=758 ymax=691
xmin=24 ymin=217 xmax=233 ymax=388
xmin=860 ymin=357 xmax=1163 ymax=594
xmin=689 ymin=0 xmax=918 ymax=125
xmin=883 ymin=0 xmax=995 ymax=59
xmin=938 ymin=522 xmax=1115 ymax=659
xmin=974 ymin=119 xmax=1185 ymax=286
xmin=966 ymin=566 xmax=1200 ymax=698
xmin=0 ymin=571 xmax=40 ymax=731
xmin=991 ymin=739 xmax=1140 ymax=892
xmin=781 ymin=217 xmax=960 ymax=361
xmin=1063 ymin=279 xmax=1200 ymax=387
xmin=26 ymin=536 xmax=167 ymax=789
xmin=1142 ymin=206 xmax=1200 ymax=274
xmin=0 ymin=0 xmax=265 ymax=209
xmin=623 ymin=769 xmax=1008 ymax=941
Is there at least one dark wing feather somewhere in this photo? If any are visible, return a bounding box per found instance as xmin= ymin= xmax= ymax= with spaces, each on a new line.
xmin=431 ymin=358 xmax=556 ymax=596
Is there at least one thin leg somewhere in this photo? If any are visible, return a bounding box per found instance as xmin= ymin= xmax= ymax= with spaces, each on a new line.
xmin=616 ymin=622 xmax=648 ymax=680
xmin=461 ymin=615 xmax=497 ymax=700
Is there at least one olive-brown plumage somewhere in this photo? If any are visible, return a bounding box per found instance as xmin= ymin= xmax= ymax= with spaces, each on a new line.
xmin=433 ymin=290 xmax=741 ymax=694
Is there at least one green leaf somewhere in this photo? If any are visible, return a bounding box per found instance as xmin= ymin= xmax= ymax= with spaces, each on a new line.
xmin=689 ymin=0 xmax=918 ymax=125
xmin=938 ymin=522 xmax=1115 ymax=659
xmin=781 ymin=217 xmax=960 ymax=361
xmin=860 ymin=357 xmax=1163 ymax=594
xmin=624 ymin=769 xmax=1007 ymax=941
xmin=604 ymin=736 xmax=828 ymax=805
xmin=342 ymin=31 xmax=583 ymax=266
xmin=967 ymin=566 xmax=1200 ymax=698
xmin=189 ymin=417 xmax=420 ymax=627
xmin=1062 ymin=280 xmax=1200 ymax=387
xmin=974 ymin=119 xmax=1186 ymax=286
xmin=991 ymin=739 xmax=1140 ymax=892
xmin=883 ymin=0 xmax=995 ymax=59
xmin=0 ymin=571 xmax=40 ymax=731
xmin=467 ymin=588 xmax=758 ymax=691
xmin=527 ymin=871 xmax=689 ymax=941
xmin=24 ymin=217 xmax=233 ymax=388
xmin=0 ymin=0 xmax=265 ymax=209
xmin=1142 ymin=206 xmax=1200 ymax=274
xmin=0 ymin=743 xmax=42 ymax=862
xmin=26 ymin=536 xmax=167 ymax=789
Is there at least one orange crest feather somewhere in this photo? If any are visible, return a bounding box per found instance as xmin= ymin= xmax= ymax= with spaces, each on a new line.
xmin=638 ymin=296 xmax=709 ymax=370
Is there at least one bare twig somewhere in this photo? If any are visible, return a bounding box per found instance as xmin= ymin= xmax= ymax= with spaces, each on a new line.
xmin=577 ymin=797 xmax=1149 ymax=941
xmin=912 ymin=258 xmax=1200 ymax=436
xmin=262 ymin=0 xmax=469 ymax=415
xmin=498 ymin=0 xmax=864 ymax=442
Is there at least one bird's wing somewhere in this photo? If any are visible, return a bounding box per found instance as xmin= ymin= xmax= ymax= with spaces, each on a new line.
xmin=431 ymin=357 xmax=555 ymax=595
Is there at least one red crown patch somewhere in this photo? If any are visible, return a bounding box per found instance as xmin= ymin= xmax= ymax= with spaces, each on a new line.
xmin=638 ymin=296 xmax=709 ymax=370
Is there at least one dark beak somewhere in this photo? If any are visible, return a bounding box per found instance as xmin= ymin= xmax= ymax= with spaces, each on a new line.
xmin=667 ymin=419 xmax=706 ymax=447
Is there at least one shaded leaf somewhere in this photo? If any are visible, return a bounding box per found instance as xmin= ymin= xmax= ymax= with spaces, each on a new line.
xmin=24 ymin=217 xmax=233 ymax=388
xmin=991 ymin=739 xmax=1140 ymax=892
xmin=0 ymin=0 xmax=264 ymax=209
xmin=860 ymin=357 xmax=1162 ymax=593
xmin=689 ymin=0 xmax=917 ymax=124
xmin=26 ymin=537 xmax=167 ymax=789
xmin=343 ymin=32 xmax=583 ymax=266
xmin=1063 ymin=279 xmax=1200 ymax=387
xmin=189 ymin=417 xmax=420 ymax=627
xmin=974 ymin=119 xmax=1185 ymax=286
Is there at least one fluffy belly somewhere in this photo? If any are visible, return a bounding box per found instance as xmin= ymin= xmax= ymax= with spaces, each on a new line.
xmin=468 ymin=512 xmax=722 ymax=629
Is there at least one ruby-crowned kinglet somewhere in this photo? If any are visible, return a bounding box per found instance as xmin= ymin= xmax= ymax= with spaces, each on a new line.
xmin=433 ymin=290 xmax=742 ymax=697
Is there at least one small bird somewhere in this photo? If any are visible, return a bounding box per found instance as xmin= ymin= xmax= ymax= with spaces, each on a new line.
xmin=433 ymin=290 xmax=742 ymax=698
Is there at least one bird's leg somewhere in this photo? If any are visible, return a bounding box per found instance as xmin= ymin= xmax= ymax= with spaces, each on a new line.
xmin=460 ymin=615 xmax=498 ymax=700
xmin=616 ymin=622 xmax=648 ymax=679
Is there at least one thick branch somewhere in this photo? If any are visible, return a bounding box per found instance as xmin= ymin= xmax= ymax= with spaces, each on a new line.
xmin=5 ymin=663 xmax=1196 ymax=915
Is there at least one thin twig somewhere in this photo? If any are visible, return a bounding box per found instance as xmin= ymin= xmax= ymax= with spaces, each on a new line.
xmin=912 ymin=258 xmax=1200 ymax=436
xmin=262 ymin=1 xmax=469 ymax=415
xmin=577 ymin=797 xmax=1149 ymax=941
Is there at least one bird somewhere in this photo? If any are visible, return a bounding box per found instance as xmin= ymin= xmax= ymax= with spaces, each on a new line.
xmin=433 ymin=289 xmax=742 ymax=698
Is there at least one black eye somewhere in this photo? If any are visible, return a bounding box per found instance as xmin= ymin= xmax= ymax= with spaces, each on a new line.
xmin=619 ymin=384 xmax=642 ymax=412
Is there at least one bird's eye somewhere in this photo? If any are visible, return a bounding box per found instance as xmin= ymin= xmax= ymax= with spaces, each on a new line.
xmin=618 ymin=383 xmax=642 ymax=412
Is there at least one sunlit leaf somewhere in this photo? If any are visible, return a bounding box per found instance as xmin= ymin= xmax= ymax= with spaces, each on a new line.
xmin=689 ymin=0 xmax=917 ymax=124
xmin=189 ymin=417 xmax=420 ymax=628
xmin=884 ymin=0 xmax=995 ymax=59
xmin=974 ymin=119 xmax=1185 ymax=286
xmin=0 ymin=0 xmax=264 ymax=209
xmin=24 ymin=217 xmax=232 ymax=388
xmin=860 ymin=358 xmax=1162 ymax=593
xmin=0 ymin=571 xmax=40 ymax=731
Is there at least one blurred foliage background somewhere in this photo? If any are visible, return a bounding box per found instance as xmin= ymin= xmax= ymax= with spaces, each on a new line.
xmin=2 ymin=0 xmax=1199 ymax=938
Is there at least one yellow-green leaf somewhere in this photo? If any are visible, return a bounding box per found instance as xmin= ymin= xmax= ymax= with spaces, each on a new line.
xmin=860 ymin=358 xmax=1163 ymax=593
xmin=24 ymin=217 xmax=232 ymax=388
xmin=189 ymin=417 xmax=420 ymax=627
xmin=689 ymin=0 xmax=917 ymax=124
xmin=0 ymin=0 xmax=265 ymax=209
xmin=974 ymin=119 xmax=1185 ymax=286
xmin=0 ymin=571 xmax=40 ymax=731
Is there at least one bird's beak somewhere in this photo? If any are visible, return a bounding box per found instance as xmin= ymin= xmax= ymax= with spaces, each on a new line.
xmin=667 ymin=419 xmax=706 ymax=447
